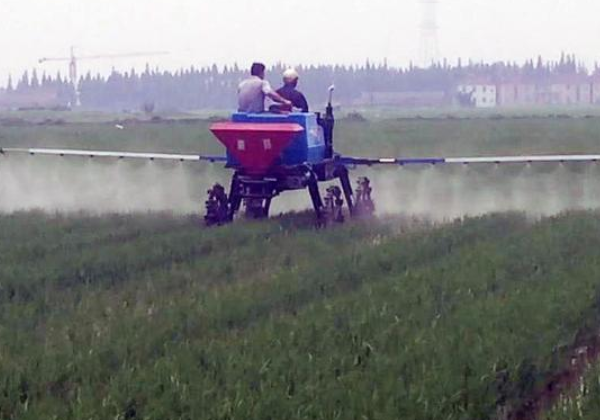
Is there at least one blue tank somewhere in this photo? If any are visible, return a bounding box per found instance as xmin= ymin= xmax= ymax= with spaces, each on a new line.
xmin=229 ymin=112 xmax=326 ymax=167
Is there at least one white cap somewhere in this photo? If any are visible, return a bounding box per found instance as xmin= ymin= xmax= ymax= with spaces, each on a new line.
xmin=283 ymin=68 xmax=299 ymax=82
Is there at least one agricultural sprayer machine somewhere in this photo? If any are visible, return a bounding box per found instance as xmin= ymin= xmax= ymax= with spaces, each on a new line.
xmin=2 ymin=86 xmax=600 ymax=225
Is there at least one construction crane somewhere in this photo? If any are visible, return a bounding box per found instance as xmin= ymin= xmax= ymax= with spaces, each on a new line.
xmin=38 ymin=47 xmax=169 ymax=105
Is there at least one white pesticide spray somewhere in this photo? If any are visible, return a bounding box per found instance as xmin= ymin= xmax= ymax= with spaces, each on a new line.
xmin=0 ymin=155 xmax=228 ymax=214
xmin=361 ymin=162 xmax=600 ymax=221
xmin=2 ymin=154 xmax=600 ymax=219
xmin=263 ymin=162 xmax=600 ymax=220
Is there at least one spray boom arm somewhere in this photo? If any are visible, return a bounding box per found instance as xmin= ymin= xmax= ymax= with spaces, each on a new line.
xmin=4 ymin=145 xmax=599 ymax=167
xmin=340 ymin=154 xmax=600 ymax=166
xmin=0 ymin=147 xmax=226 ymax=163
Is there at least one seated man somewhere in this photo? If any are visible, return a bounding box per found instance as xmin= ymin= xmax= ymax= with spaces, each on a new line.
xmin=238 ymin=62 xmax=291 ymax=113
xmin=276 ymin=68 xmax=309 ymax=112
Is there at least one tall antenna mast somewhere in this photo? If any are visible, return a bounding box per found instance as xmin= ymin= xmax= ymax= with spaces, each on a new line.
xmin=419 ymin=0 xmax=440 ymax=67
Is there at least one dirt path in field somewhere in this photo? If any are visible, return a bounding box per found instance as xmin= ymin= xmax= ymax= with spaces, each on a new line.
xmin=500 ymin=328 xmax=600 ymax=420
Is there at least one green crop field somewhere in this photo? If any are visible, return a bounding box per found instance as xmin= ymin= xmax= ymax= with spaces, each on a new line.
xmin=2 ymin=111 xmax=600 ymax=419
xmin=3 ymin=109 xmax=600 ymax=156
xmin=2 ymin=212 xmax=600 ymax=419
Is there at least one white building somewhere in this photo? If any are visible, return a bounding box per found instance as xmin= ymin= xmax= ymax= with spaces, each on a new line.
xmin=457 ymin=83 xmax=497 ymax=108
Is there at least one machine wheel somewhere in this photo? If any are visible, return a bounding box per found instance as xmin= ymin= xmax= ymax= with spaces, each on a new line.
xmin=204 ymin=183 xmax=230 ymax=226
xmin=322 ymin=185 xmax=345 ymax=225
xmin=354 ymin=177 xmax=375 ymax=218
xmin=241 ymin=180 xmax=273 ymax=220
xmin=244 ymin=198 xmax=270 ymax=219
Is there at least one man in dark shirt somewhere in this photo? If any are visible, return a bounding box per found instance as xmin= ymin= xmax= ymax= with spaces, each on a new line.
xmin=276 ymin=69 xmax=309 ymax=112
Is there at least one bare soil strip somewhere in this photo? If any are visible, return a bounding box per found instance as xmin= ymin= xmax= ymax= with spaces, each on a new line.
xmin=503 ymin=328 xmax=600 ymax=420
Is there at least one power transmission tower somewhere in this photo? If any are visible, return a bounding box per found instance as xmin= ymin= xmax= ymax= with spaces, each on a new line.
xmin=419 ymin=0 xmax=440 ymax=67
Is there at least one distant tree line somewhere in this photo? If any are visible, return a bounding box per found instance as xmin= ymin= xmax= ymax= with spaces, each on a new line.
xmin=4 ymin=54 xmax=598 ymax=111
xmin=4 ymin=69 xmax=76 ymax=106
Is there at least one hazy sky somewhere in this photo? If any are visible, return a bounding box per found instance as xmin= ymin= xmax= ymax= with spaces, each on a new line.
xmin=1 ymin=0 xmax=599 ymax=83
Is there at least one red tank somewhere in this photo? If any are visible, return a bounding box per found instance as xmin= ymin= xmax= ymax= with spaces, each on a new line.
xmin=210 ymin=122 xmax=304 ymax=174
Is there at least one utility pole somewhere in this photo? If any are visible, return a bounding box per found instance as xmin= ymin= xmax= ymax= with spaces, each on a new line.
xmin=419 ymin=0 xmax=440 ymax=67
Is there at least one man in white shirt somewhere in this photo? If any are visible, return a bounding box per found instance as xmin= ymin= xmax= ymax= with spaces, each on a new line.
xmin=238 ymin=63 xmax=291 ymax=113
